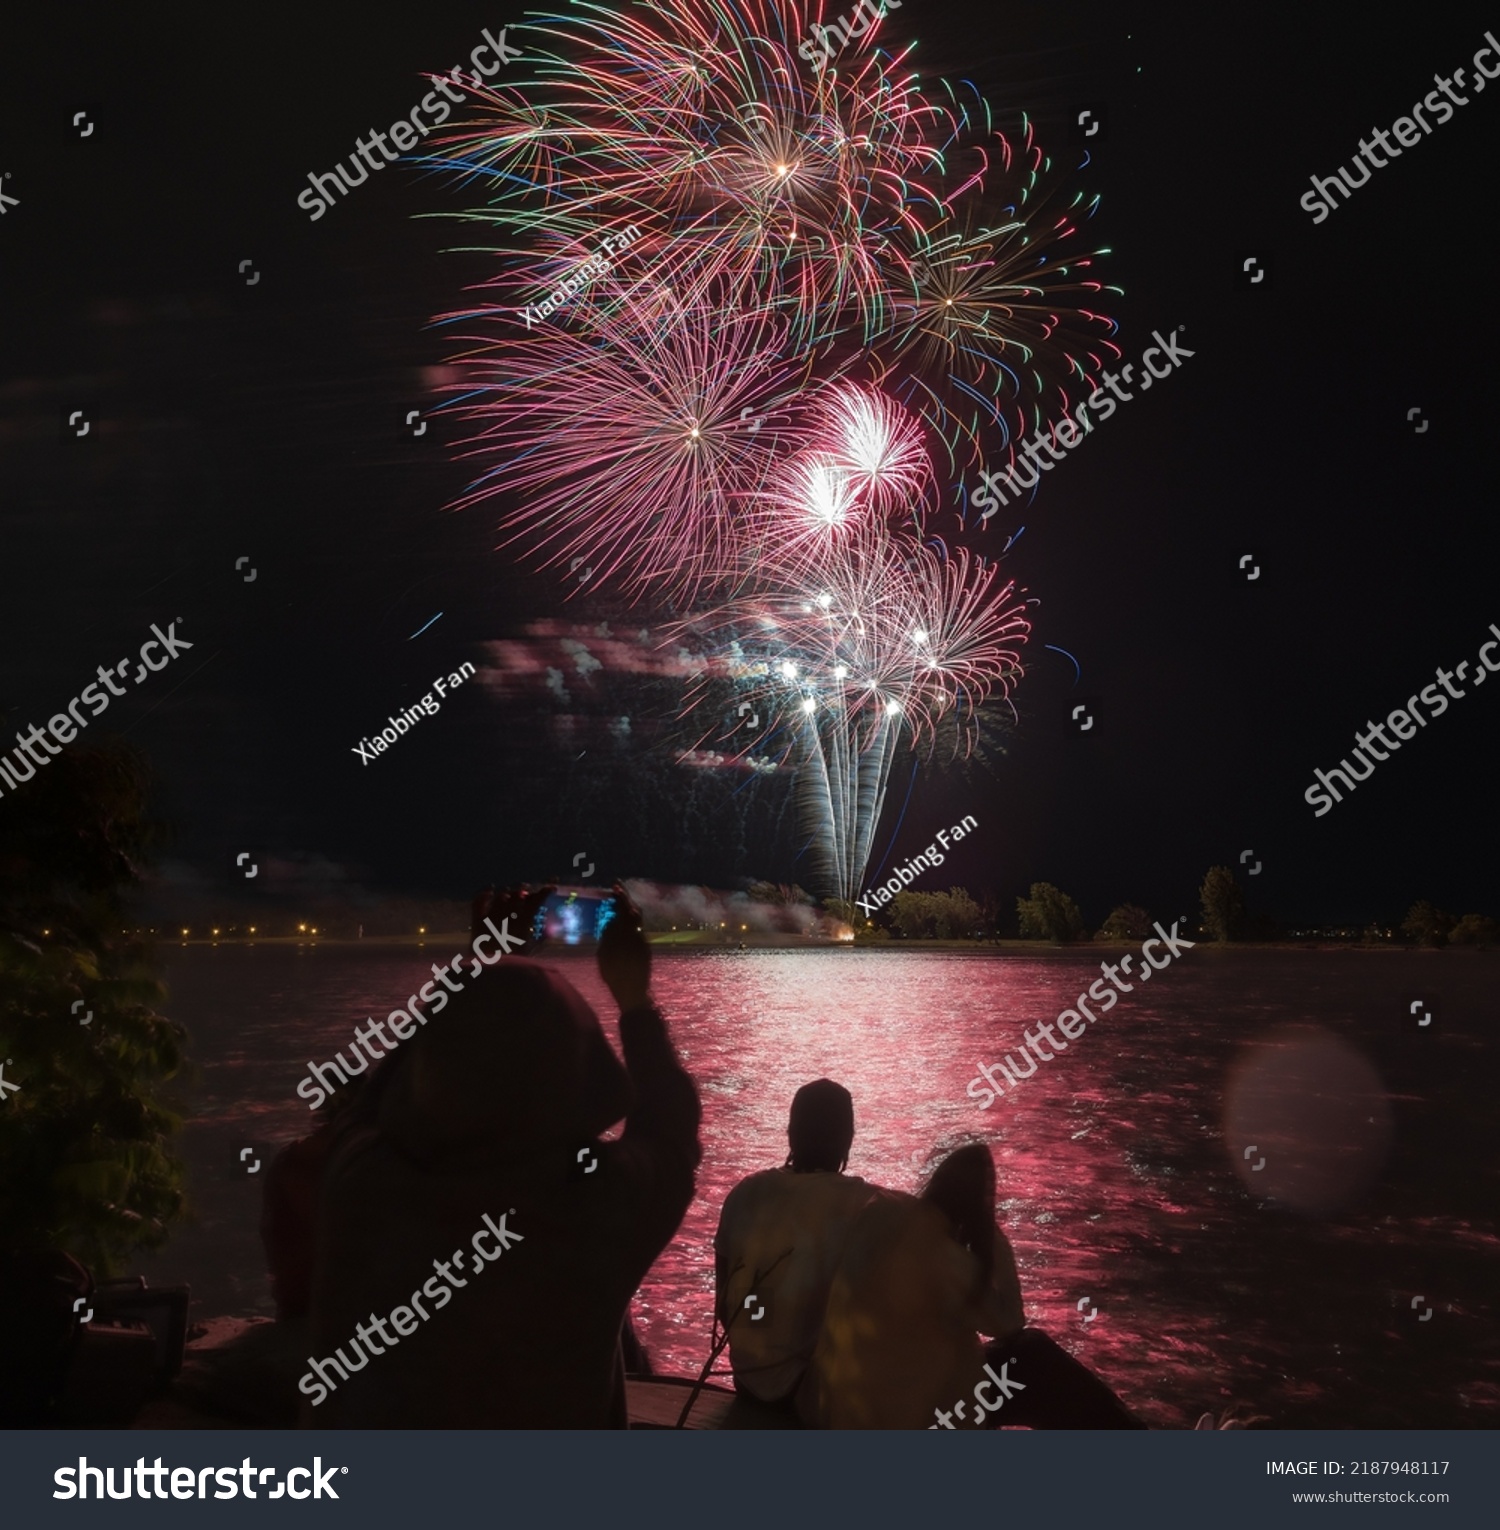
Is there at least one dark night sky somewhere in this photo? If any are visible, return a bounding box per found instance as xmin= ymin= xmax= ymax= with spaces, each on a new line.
xmin=2 ymin=2 xmax=1496 ymax=928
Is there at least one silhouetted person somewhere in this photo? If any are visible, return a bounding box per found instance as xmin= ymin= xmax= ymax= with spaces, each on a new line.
xmin=713 ymin=1079 xmax=880 ymax=1405
xmin=798 ymin=1143 xmax=1145 ymax=1428
xmin=259 ymin=1078 xmax=366 ymax=1322
xmin=303 ymin=891 xmax=699 ymax=1426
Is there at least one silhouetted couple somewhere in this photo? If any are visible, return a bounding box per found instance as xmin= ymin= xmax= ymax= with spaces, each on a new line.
xmin=714 ymin=1079 xmax=1146 ymax=1428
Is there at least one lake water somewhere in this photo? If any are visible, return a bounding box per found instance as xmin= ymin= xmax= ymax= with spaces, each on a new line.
xmin=139 ymin=943 xmax=1498 ymax=1428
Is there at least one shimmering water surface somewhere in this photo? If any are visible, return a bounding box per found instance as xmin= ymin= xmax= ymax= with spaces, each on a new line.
xmin=140 ymin=945 xmax=1498 ymax=1428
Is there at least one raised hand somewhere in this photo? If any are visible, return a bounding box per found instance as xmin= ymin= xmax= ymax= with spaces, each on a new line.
xmin=597 ymin=882 xmax=650 ymax=1010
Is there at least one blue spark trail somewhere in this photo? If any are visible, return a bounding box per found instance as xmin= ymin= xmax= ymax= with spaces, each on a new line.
xmin=1043 ymin=643 xmax=1081 ymax=684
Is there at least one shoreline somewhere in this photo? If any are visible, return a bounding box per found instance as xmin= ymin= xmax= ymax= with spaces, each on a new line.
xmin=155 ymin=934 xmax=1494 ymax=954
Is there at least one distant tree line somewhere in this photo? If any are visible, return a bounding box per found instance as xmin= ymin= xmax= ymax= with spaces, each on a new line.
xmin=824 ymin=866 xmax=1498 ymax=948
xmin=1400 ymin=901 xmax=1499 ymax=948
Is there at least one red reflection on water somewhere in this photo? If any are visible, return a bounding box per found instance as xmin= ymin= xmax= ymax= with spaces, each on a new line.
xmin=146 ymin=945 xmax=1498 ymax=1428
xmin=556 ymin=950 xmax=1496 ymax=1428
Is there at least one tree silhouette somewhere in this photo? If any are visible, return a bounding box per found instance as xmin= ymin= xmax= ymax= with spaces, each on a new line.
xmin=1401 ymin=900 xmax=1457 ymax=948
xmin=0 ymin=737 xmax=186 ymax=1276
xmin=1099 ymin=903 xmax=1151 ymax=941
xmin=1016 ymin=883 xmax=1084 ymax=943
xmin=1199 ymin=866 xmax=1247 ymax=942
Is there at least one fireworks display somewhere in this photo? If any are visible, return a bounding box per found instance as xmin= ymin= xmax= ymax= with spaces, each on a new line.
xmin=428 ymin=0 xmax=1119 ymax=902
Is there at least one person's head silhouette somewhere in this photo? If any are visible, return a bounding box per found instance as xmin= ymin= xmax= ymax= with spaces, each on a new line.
xmin=785 ymin=1079 xmax=855 ymax=1173
xmin=921 ymin=1142 xmax=997 ymax=1298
